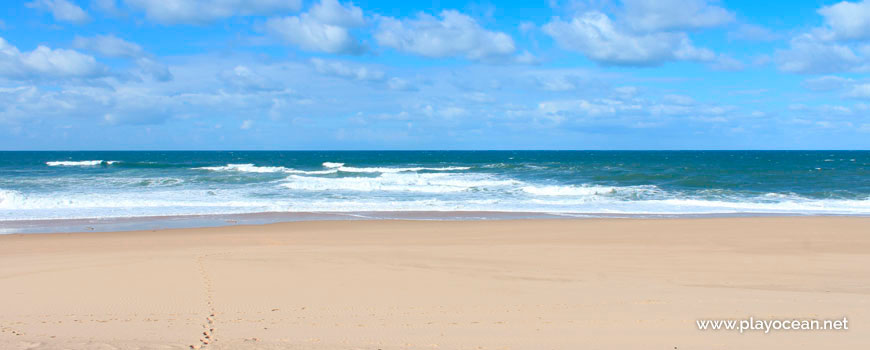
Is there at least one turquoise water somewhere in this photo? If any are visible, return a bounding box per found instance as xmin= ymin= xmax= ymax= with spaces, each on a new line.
xmin=1 ymin=151 xmax=869 ymax=223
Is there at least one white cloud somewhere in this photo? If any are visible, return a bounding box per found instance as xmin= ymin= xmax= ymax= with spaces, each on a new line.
xmin=73 ymin=34 xmax=144 ymax=58
xmin=73 ymin=35 xmax=172 ymax=81
xmin=711 ymin=55 xmax=745 ymax=71
xmin=774 ymin=33 xmax=864 ymax=74
xmin=124 ymin=0 xmax=302 ymax=24
xmin=439 ymin=106 xmax=469 ymax=118
xmin=374 ymin=10 xmax=516 ymax=61
xmin=514 ymin=51 xmax=540 ymax=65
xmin=25 ymin=0 xmax=90 ymax=24
xmin=802 ymin=75 xmax=853 ymax=91
xmin=463 ymin=92 xmax=494 ymax=103
xmin=387 ymin=77 xmax=416 ymax=91
xmin=537 ymin=75 xmax=578 ymax=92
xmin=0 ymin=85 xmax=172 ymax=126
xmin=310 ymin=58 xmax=384 ymax=81
xmin=818 ymin=0 xmax=870 ymax=41
xmin=613 ymin=86 xmax=638 ymax=99
xmin=543 ymin=12 xmax=714 ymax=66
xmin=776 ymin=1 xmax=870 ymax=74
xmin=135 ymin=57 xmax=172 ymax=82
xmin=846 ymin=83 xmax=870 ymax=99
xmin=538 ymin=99 xmax=641 ymax=118
xmin=92 ymin=0 xmax=124 ymax=16
xmin=519 ymin=21 xmax=536 ymax=33
xmin=308 ymin=0 xmax=364 ymax=27
xmin=219 ymin=65 xmax=279 ymax=91
xmin=240 ymin=119 xmax=253 ymax=129
xmin=264 ymin=0 xmax=365 ymax=54
xmin=307 ymin=57 xmax=417 ymax=90
xmin=0 ymin=37 xmax=108 ymax=80
xmin=663 ymin=94 xmax=694 ymax=105
xmin=621 ymin=0 xmax=734 ymax=32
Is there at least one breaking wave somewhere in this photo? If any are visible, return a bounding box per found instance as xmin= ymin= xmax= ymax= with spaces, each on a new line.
xmin=46 ymin=160 xmax=118 ymax=167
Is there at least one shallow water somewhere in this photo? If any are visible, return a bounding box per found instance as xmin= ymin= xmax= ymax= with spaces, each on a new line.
xmin=1 ymin=151 xmax=868 ymax=226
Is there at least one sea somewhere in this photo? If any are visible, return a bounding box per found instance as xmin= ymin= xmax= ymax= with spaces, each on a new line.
xmin=1 ymin=151 xmax=868 ymax=233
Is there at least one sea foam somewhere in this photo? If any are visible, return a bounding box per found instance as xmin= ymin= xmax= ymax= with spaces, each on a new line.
xmin=3 ymin=152 xmax=870 ymax=223
xmin=281 ymin=173 xmax=517 ymax=193
xmin=197 ymin=164 xmax=338 ymax=175
xmin=46 ymin=160 xmax=115 ymax=166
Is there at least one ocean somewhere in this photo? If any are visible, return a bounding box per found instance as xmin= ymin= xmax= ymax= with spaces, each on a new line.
xmin=1 ymin=151 xmax=868 ymax=232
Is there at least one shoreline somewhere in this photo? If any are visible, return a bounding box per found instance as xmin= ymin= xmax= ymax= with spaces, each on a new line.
xmin=1 ymin=217 xmax=868 ymax=349
xmin=3 ymin=210 xmax=869 ymax=234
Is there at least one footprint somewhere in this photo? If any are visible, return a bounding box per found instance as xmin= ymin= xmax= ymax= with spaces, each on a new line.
xmin=192 ymin=253 xmax=225 ymax=349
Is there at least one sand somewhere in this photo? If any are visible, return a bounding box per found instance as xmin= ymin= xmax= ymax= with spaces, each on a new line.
xmin=0 ymin=217 xmax=868 ymax=349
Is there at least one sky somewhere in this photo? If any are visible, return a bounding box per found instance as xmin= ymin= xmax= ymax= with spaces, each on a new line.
xmin=1 ymin=0 xmax=869 ymax=150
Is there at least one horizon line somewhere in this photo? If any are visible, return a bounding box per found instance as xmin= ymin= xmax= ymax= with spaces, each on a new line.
xmin=1 ymin=149 xmax=869 ymax=152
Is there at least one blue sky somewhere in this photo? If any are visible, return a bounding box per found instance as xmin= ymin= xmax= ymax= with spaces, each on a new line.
xmin=1 ymin=0 xmax=869 ymax=149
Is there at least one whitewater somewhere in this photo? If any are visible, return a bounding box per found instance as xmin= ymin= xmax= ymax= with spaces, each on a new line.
xmin=1 ymin=151 xmax=869 ymax=224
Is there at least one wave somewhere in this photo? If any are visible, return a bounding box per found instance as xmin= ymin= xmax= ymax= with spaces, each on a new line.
xmin=321 ymin=161 xmax=470 ymax=173
xmin=4 ymin=194 xmax=870 ymax=222
xmin=281 ymin=173 xmax=518 ymax=193
xmin=4 ymin=181 xmax=870 ymax=222
xmin=520 ymin=184 xmax=665 ymax=201
xmin=110 ymin=161 xmax=192 ymax=169
xmin=46 ymin=160 xmax=117 ymax=167
xmin=338 ymin=166 xmax=472 ymax=173
xmin=197 ymin=163 xmax=338 ymax=175
xmin=0 ymin=189 xmax=24 ymax=209
xmin=197 ymin=162 xmax=470 ymax=175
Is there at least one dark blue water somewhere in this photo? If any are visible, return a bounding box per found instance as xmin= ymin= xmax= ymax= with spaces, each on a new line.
xmin=1 ymin=151 xmax=868 ymax=224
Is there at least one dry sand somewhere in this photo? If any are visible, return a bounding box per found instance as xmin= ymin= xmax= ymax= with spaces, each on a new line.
xmin=0 ymin=217 xmax=868 ymax=349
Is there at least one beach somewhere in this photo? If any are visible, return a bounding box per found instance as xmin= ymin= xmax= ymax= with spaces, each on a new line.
xmin=0 ymin=217 xmax=867 ymax=349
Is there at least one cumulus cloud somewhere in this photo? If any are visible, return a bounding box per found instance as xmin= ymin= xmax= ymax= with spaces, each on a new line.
xmin=775 ymin=1 xmax=870 ymax=74
xmin=663 ymin=94 xmax=695 ymax=105
xmin=0 ymin=85 xmax=172 ymax=126
xmin=543 ymin=12 xmax=714 ymax=66
xmin=92 ymin=0 xmax=124 ymax=16
xmin=774 ymin=33 xmax=864 ymax=74
xmin=73 ymin=34 xmax=144 ymax=58
xmin=308 ymin=0 xmax=364 ymax=27
xmin=0 ymin=60 xmax=305 ymax=127
xmin=514 ymin=51 xmax=540 ymax=65
xmin=386 ymin=77 xmax=416 ymax=91
xmin=711 ymin=55 xmax=745 ymax=71
xmin=73 ymin=35 xmax=172 ymax=81
xmin=621 ymin=0 xmax=734 ymax=32
xmin=307 ymin=58 xmax=416 ymax=90
xmin=802 ymin=75 xmax=854 ymax=91
xmin=517 ymin=90 xmax=742 ymax=129
xmin=818 ymin=0 xmax=870 ymax=41
xmin=542 ymin=0 xmax=732 ymax=67
xmin=135 ymin=57 xmax=172 ymax=82
xmin=0 ymin=37 xmax=108 ymax=80
xmin=374 ymin=10 xmax=516 ymax=62
xmin=538 ymin=99 xmax=639 ymax=118
xmin=846 ymin=83 xmax=870 ymax=99
xmin=310 ymin=58 xmax=384 ymax=81
xmin=264 ymin=0 xmax=365 ymax=54
xmin=25 ymin=0 xmax=90 ymax=24
xmin=219 ymin=65 xmax=280 ymax=91
xmin=124 ymin=0 xmax=302 ymax=24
